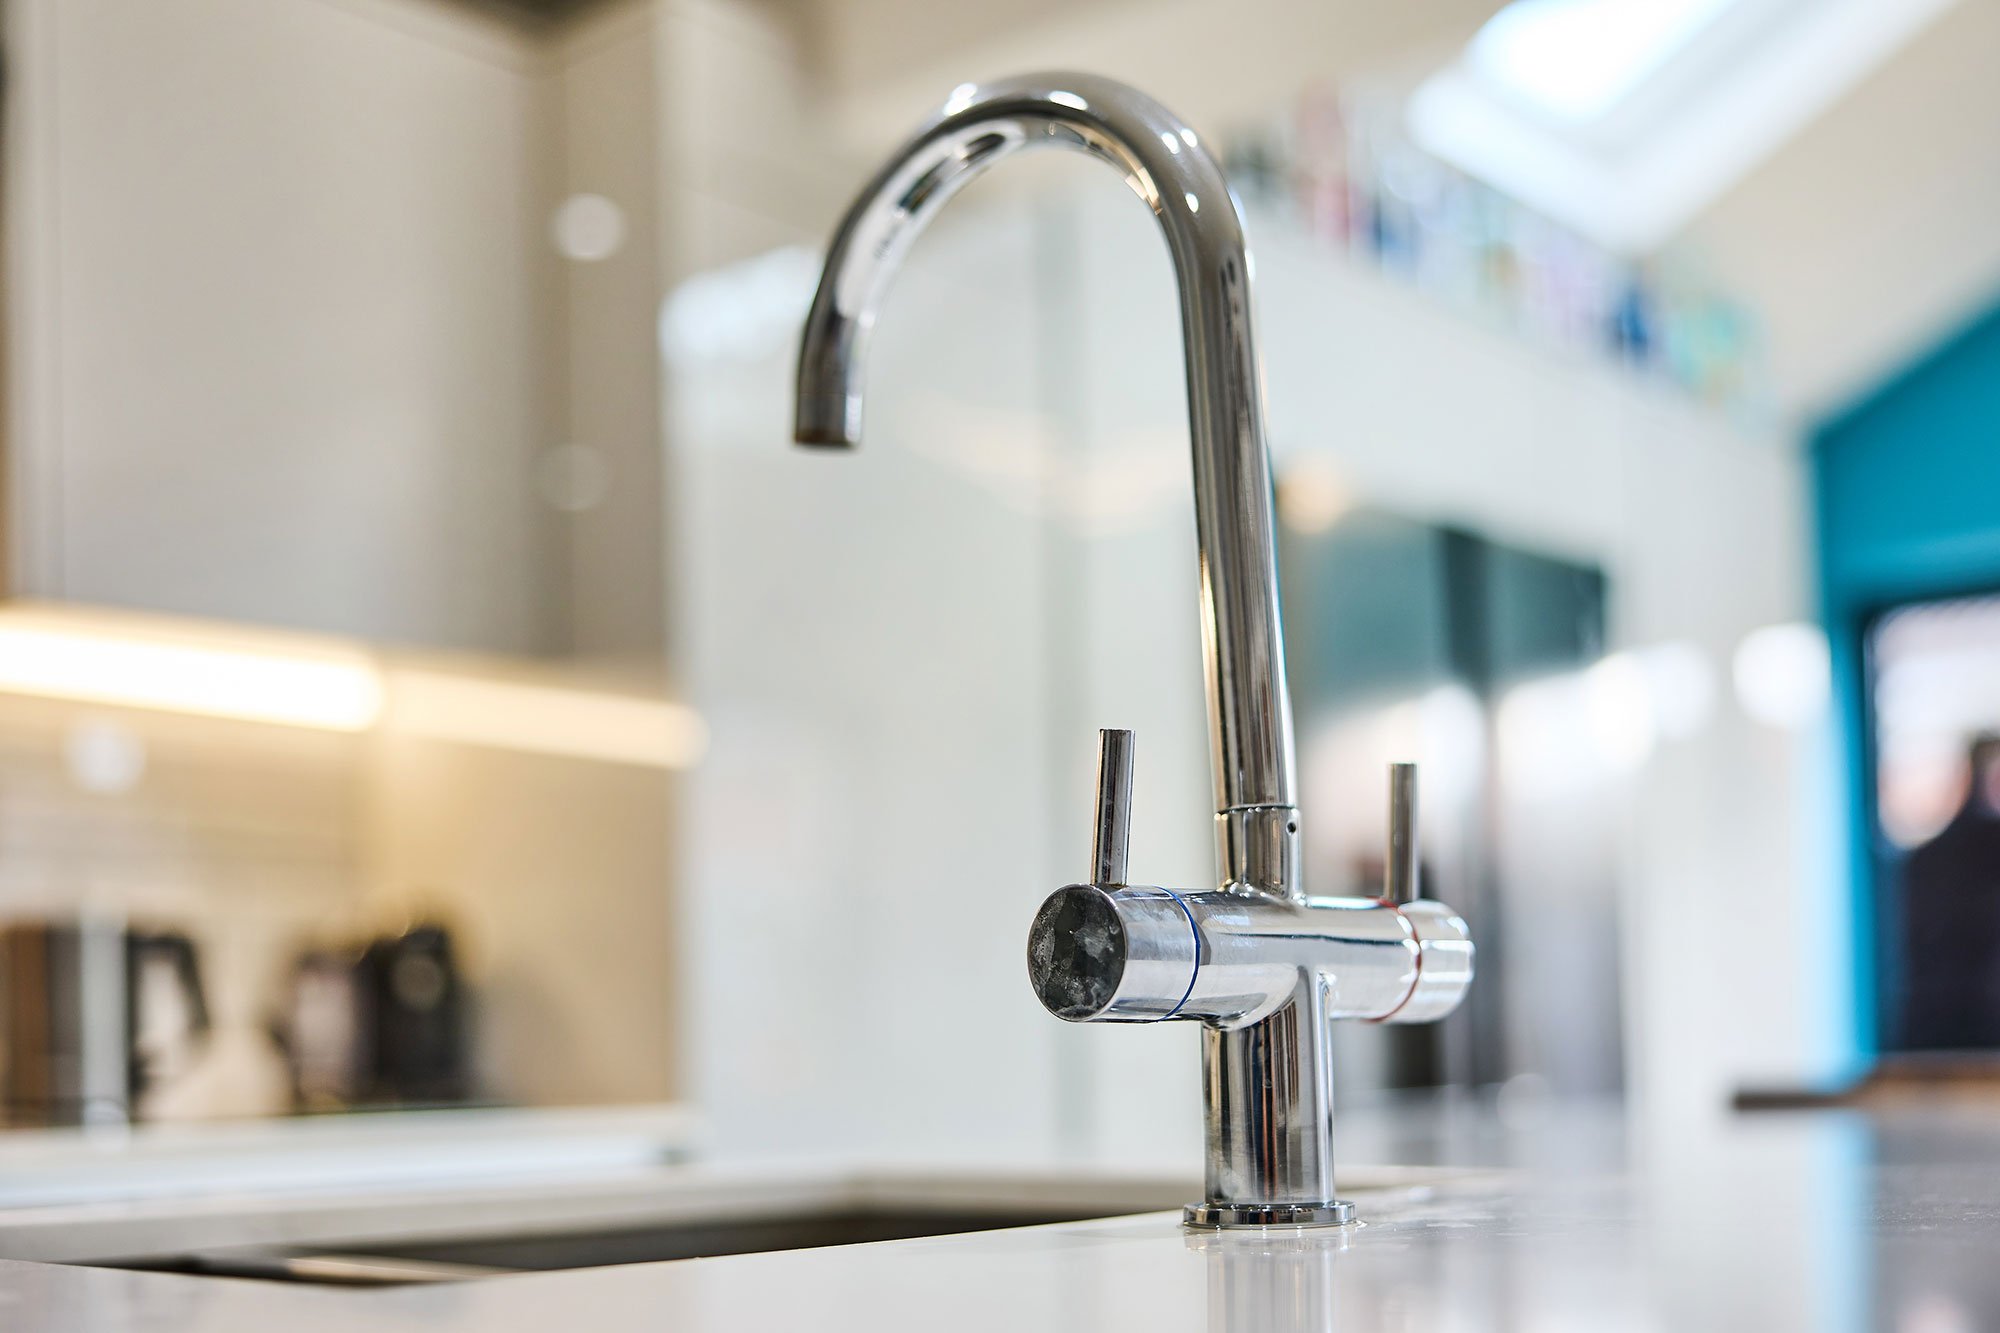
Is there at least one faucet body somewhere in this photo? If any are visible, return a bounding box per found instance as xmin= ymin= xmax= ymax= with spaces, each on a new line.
xmin=795 ymin=73 xmax=1472 ymax=1227
xmin=795 ymin=73 xmax=1295 ymax=896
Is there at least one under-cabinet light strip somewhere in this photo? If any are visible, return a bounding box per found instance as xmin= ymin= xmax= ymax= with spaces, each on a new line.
xmin=0 ymin=622 xmax=382 ymax=731
xmin=0 ymin=610 xmax=703 ymax=767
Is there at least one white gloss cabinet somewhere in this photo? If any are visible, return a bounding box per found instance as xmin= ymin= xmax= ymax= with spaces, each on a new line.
xmin=2 ymin=0 xmax=666 ymax=660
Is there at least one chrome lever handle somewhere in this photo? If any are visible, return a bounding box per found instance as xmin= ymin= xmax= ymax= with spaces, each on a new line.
xmin=1090 ymin=729 xmax=1134 ymax=888
xmin=1384 ymin=761 xmax=1418 ymax=906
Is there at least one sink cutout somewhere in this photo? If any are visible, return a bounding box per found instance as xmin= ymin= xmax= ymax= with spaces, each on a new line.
xmin=98 ymin=1202 xmax=1158 ymax=1286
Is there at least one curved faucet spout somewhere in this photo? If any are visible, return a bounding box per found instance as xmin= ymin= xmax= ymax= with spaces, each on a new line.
xmin=794 ymin=73 xmax=1301 ymax=897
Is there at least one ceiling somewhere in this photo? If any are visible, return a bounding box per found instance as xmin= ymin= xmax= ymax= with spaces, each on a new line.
xmin=1684 ymin=0 xmax=2000 ymax=420
xmin=793 ymin=0 xmax=2000 ymax=423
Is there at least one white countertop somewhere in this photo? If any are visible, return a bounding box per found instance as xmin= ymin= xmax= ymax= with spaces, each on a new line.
xmin=0 ymin=1104 xmax=704 ymax=1212
xmin=1 ymin=1098 xmax=1997 ymax=1329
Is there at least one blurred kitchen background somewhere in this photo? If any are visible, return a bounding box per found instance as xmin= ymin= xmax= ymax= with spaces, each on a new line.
xmin=0 ymin=0 xmax=1996 ymax=1171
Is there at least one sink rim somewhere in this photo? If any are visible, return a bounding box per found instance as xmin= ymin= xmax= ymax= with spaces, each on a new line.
xmin=2 ymin=1159 xmax=1484 ymax=1267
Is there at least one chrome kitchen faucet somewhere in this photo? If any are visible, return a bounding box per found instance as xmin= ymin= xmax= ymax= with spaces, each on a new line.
xmin=793 ymin=73 xmax=1473 ymax=1229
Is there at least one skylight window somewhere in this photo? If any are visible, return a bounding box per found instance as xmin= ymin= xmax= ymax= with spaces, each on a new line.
xmin=1470 ymin=0 xmax=1740 ymax=123
xmin=1408 ymin=0 xmax=1961 ymax=252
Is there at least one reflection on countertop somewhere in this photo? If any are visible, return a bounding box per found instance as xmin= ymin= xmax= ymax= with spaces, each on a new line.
xmin=0 ymin=1096 xmax=1996 ymax=1329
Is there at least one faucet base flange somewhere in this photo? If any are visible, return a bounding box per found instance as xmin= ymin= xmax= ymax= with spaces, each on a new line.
xmin=1182 ymin=1200 xmax=1357 ymax=1230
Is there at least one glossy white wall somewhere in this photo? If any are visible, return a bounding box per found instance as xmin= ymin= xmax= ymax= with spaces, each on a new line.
xmin=671 ymin=193 xmax=1073 ymax=1161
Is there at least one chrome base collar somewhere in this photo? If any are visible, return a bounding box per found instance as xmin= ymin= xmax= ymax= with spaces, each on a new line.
xmin=1182 ymin=1200 xmax=1357 ymax=1230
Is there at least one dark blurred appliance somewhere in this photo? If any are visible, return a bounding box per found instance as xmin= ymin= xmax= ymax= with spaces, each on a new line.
xmin=0 ymin=921 xmax=209 ymax=1126
xmin=358 ymin=924 xmax=468 ymax=1105
xmin=275 ymin=923 xmax=469 ymax=1109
